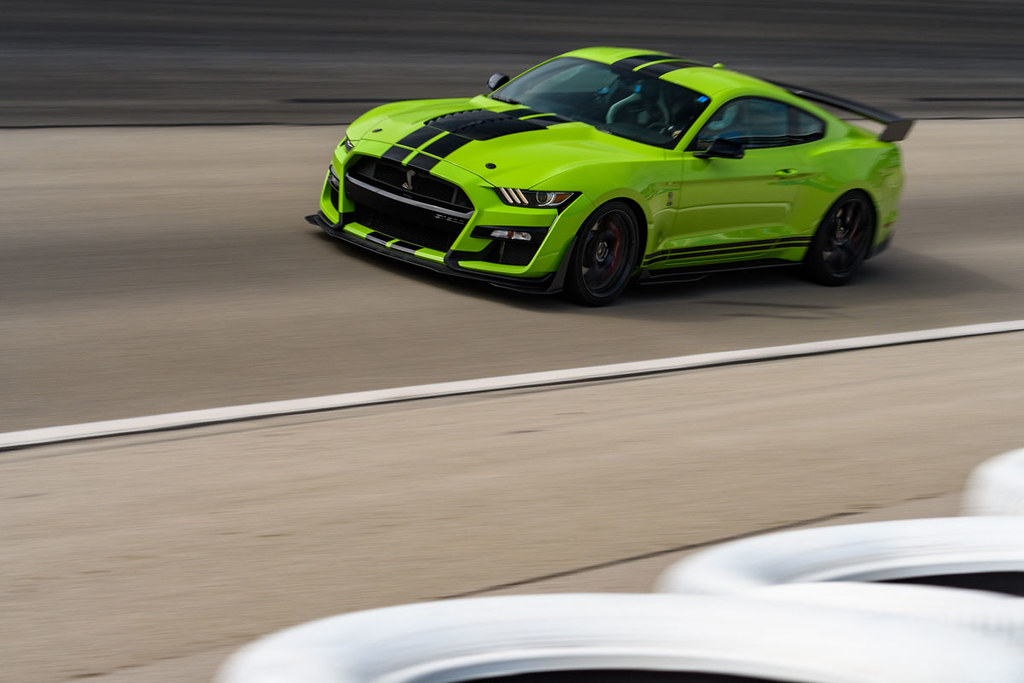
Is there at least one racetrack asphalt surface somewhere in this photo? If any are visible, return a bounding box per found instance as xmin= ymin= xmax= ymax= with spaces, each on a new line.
xmin=2 ymin=119 xmax=1022 ymax=433
xmin=2 ymin=2 xmax=1024 ymax=681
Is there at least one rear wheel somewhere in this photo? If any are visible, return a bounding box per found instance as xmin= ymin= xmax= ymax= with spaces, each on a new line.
xmin=802 ymin=191 xmax=874 ymax=286
xmin=564 ymin=201 xmax=639 ymax=306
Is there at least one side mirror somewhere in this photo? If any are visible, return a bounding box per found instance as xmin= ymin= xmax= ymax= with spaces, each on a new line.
xmin=694 ymin=137 xmax=745 ymax=159
xmin=487 ymin=73 xmax=510 ymax=91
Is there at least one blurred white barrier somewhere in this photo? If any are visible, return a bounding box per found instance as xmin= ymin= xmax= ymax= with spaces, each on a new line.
xmin=215 ymin=593 xmax=1024 ymax=683
xmin=747 ymin=582 xmax=1024 ymax=645
xmin=656 ymin=517 xmax=1024 ymax=595
xmin=963 ymin=448 xmax=1024 ymax=516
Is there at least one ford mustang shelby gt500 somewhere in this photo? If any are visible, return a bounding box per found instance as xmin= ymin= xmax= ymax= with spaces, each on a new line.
xmin=306 ymin=47 xmax=911 ymax=305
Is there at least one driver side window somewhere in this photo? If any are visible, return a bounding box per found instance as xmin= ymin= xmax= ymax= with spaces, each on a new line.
xmin=691 ymin=98 xmax=790 ymax=151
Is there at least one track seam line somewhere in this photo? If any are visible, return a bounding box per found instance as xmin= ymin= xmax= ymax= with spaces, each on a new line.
xmin=2 ymin=320 xmax=1022 ymax=452
xmin=431 ymin=511 xmax=861 ymax=600
xmin=435 ymin=488 xmax=953 ymax=598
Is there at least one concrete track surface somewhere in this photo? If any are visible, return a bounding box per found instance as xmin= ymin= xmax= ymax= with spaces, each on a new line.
xmin=2 ymin=120 xmax=1023 ymax=433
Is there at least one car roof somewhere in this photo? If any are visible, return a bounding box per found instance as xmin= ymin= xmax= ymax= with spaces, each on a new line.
xmin=559 ymin=46 xmax=802 ymax=105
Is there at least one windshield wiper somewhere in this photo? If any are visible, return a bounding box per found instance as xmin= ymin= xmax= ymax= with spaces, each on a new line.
xmin=490 ymin=94 xmax=521 ymax=104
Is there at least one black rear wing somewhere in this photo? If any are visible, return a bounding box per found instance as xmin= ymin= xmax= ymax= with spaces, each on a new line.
xmin=770 ymin=80 xmax=913 ymax=142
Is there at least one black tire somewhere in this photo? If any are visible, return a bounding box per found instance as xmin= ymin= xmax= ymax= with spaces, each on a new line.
xmin=564 ymin=201 xmax=639 ymax=306
xmin=802 ymin=191 xmax=874 ymax=286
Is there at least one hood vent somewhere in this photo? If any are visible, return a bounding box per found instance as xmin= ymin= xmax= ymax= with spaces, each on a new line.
xmin=424 ymin=108 xmax=553 ymax=141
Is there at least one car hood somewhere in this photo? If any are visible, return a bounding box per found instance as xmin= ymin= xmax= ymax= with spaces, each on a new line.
xmin=348 ymin=96 xmax=660 ymax=188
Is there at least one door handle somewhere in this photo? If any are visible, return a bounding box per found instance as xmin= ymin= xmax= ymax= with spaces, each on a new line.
xmin=775 ymin=168 xmax=799 ymax=177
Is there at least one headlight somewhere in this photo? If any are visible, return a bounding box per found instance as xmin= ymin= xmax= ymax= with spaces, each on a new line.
xmin=342 ymin=137 xmax=355 ymax=152
xmin=494 ymin=188 xmax=577 ymax=209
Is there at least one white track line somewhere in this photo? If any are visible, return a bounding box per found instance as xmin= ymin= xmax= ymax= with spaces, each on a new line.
xmin=3 ymin=320 xmax=1023 ymax=451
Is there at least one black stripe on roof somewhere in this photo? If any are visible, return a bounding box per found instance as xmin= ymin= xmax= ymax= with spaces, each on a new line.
xmin=636 ymin=59 xmax=707 ymax=76
xmin=611 ymin=54 xmax=674 ymax=71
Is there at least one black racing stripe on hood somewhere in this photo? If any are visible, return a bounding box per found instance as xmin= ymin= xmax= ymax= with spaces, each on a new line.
xmin=422 ymin=107 xmax=545 ymax=125
xmin=637 ymin=59 xmax=707 ymax=76
xmin=446 ymin=116 xmax=548 ymax=141
xmin=381 ymin=145 xmax=409 ymax=163
xmin=422 ymin=133 xmax=472 ymax=158
xmin=396 ymin=127 xmax=442 ymax=148
xmin=611 ymin=54 xmax=675 ymax=72
xmin=424 ymin=108 xmax=554 ymax=142
xmin=407 ymin=153 xmax=440 ymax=171
xmin=425 ymin=109 xmax=496 ymax=127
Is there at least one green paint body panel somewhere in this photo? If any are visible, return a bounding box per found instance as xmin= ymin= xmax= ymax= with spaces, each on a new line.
xmin=314 ymin=47 xmax=906 ymax=290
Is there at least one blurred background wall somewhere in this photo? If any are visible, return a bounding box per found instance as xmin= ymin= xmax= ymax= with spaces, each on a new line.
xmin=3 ymin=0 xmax=1022 ymax=127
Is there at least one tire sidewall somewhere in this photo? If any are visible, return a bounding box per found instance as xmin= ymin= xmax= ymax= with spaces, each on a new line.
xmin=565 ymin=200 xmax=640 ymax=306
xmin=804 ymin=190 xmax=874 ymax=286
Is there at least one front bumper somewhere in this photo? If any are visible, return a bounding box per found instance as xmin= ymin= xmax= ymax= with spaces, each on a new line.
xmin=306 ymin=211 xmax=559 ymax=293
xmin=312 ymin=143 xmax=591 ymax=293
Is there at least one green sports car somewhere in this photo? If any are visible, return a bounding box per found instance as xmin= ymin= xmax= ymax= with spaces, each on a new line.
xmin=306 ymin=47 xmax=911 ymax=305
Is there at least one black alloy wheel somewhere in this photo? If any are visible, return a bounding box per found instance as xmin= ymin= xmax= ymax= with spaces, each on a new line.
xmin=565 ymin=201 xmax=639 ymax=306
xmin=803 ymin=191 xmax=874 ymax=286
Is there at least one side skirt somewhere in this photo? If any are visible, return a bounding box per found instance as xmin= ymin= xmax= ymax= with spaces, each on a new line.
xmin=637 ymin=258 xmax=798 ymax=285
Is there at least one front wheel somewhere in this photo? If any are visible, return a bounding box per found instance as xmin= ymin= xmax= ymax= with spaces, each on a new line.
xmin=802 ymin=191 xmax=874 ymax=286
xmin=564 ymin=201 xmax=639 ymax=306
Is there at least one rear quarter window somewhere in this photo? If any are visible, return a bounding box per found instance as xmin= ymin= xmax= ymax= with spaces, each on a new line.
xmin=690 ymin=98 xmax=827 ymax=151
xmin=789 ymin=106 xmax=826 ymax=144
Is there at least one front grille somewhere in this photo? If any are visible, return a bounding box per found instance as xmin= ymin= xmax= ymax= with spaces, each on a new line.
xmin=343 ymin=155 xmax=474 ymax=252
xmin=348 ymin=156 xmax=472 ymax=213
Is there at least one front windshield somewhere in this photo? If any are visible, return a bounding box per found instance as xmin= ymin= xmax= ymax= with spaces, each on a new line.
xmin=491 ymin=57 xmax=710 ymax=149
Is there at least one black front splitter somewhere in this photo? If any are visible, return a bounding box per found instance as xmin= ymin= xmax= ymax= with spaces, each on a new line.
xmin=305 ymin=212 xmax=558 ymax=294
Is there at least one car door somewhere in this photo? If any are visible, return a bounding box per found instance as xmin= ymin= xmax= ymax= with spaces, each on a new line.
xmin=652 ymin=97 xmax=808 ymax=269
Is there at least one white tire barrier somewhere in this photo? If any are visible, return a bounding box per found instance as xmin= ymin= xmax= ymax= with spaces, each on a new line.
xmin=215 ymin=593 xmax=1024 ymax=683
xmin=748 ymin=582 xmax=1024 ymax=646
xmin=963 ymin=448 xmax=1024 ymax=516
xmin=656 ymin=517 xmax=1024 ymax=596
